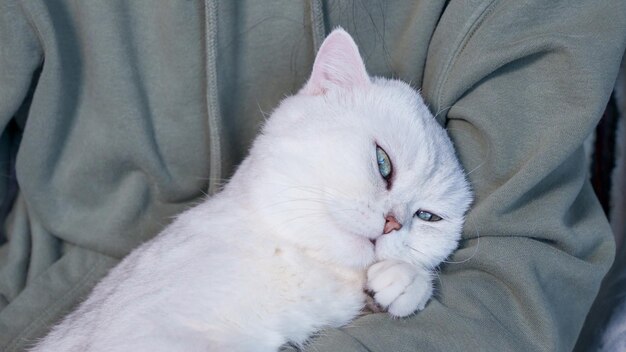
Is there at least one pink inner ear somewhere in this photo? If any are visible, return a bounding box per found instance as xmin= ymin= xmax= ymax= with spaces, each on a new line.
xmin=301 ymin=28 xmax=370 ymax=95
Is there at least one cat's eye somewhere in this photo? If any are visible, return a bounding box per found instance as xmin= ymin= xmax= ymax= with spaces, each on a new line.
xmin=415 ymin=210 xmax=442 ymax=222
xmin=376 ymin=146 xmax=392 ymax=181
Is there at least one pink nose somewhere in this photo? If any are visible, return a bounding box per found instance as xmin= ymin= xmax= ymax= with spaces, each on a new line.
xmin=383 ymin=215 xmax=402 ymax=234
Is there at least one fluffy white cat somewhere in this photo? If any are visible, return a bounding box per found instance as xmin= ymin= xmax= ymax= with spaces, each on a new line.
xmin=31 ymin=29 xmax=472 ymax=352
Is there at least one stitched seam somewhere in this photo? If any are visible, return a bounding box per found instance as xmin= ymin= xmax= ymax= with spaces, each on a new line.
xmin=337 ymin=329 xmax=373 ymax=351
xmin=434 ymin=0 xmax=501 ymax=113
xmin=17 ymin=0 xmax=45 ymax=67
xmin=204 ymin=0 xmax=222 ymax=195
xmin=4 ymin=255 xmax=104 ymax=352
xmin=309 ymin=0 xmax=326 ymax=53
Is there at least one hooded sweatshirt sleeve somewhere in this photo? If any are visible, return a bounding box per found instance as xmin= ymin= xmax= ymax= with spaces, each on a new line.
xmin=0 ymin=0 xmax=41 ymax=220
xmin=0 ymin=0 xmax=42 ymax=125
xmin=0 ymin=1 xmax=210 ymax=350
xmin=290 ymin=1 xmax=626 ymax=351
xmin=0 ymin=0 xmax=42 ymax=306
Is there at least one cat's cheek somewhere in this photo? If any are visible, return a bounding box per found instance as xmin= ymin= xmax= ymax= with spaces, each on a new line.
xmin=332 ymin=235 xmax=376 ymax=268
xmin=328 ymin=205 xmax=385 ymax=241
xmin=322 ymin=192 xmax=386 ymax=239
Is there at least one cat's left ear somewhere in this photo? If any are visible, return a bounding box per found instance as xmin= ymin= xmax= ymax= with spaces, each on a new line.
xmin=300 ymin=28 xmax=370 ymax=95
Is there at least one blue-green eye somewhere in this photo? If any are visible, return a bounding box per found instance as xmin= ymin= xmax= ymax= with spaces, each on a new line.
xmin=415 ymin=210 xmax=442 ymax=222
xmin=376 ymin=146 xmax=392 ymax=181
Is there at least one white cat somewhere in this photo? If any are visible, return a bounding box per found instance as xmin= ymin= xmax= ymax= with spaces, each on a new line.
xmin=31 ymin=29 xmax=472 ymax=352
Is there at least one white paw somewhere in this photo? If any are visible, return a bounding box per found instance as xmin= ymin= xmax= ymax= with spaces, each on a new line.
xmin=366 ymin=260 xmax=433 ymax=317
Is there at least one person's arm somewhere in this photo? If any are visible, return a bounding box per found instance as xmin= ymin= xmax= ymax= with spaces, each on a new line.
xmin=0 ymin=0 xmax=41 ymax=167
xmin=288 ymin=1 xmax=626 ymax=351
xmin=0 ymin=0 xmax=42 ymax=268
xmin=0 ymin=4 xmax=118 ymax=351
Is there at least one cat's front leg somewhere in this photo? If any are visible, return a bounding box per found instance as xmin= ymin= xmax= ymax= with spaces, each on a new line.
xmin=366 ymin=260 xmax=433 ymax=317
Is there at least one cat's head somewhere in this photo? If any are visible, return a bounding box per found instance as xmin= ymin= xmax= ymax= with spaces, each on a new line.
xmin=244 ymin=29 xmax=472 ymax=269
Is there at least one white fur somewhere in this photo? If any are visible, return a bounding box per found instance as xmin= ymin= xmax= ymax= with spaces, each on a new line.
xmin=32 ymin=29 xmax=472 ymax=351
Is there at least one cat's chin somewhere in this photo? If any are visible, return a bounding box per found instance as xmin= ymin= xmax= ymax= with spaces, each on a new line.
xmin=371 ymin=232 xmax=402 ymax=262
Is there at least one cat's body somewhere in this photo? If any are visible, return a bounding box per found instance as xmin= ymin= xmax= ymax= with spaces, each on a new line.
xmin=32 ymin=29 xmax=472 ymax=352
xmin=34 ymin=196 xmax=365 ymax=352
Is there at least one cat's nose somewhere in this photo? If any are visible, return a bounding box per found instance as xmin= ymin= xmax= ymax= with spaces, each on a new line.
xmin=383 ymin=215 xmax=402 ymax=234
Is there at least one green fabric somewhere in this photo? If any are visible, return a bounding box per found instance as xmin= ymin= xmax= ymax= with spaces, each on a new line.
xmin=0 ymin=0 xmax=624 ymax=351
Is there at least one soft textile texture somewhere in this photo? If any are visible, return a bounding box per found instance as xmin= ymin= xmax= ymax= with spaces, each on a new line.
xmin=1 ymin=1 xmax=625 ymax=351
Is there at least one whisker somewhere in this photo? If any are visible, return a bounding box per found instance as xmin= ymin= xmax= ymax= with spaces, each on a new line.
xmin=444 ymin=126 xmax=493 ymax=177
xmin=443 ymin=214 xmax=480 ymax=264
xmin=432 ymin=267 xmax=442 ymax=287
xmin=404 ymin=243 xmax=427 ymax=256
xmin=433 ymin=105 xmax=452 ymax=121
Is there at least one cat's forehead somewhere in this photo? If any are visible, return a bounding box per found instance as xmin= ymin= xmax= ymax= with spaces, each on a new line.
xmin=360 ymin=81 xmax=464 ymax=198
xmin=361 ymin=81 xmax=445 ymax=163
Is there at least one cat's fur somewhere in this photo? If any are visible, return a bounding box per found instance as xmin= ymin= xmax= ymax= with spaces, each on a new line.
xmin=32 ymin=29 xmax=472 ymax=352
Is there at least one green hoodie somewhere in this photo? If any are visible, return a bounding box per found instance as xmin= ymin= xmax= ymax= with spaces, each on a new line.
xmin=0 ymin=1 xmax=624 ymax=351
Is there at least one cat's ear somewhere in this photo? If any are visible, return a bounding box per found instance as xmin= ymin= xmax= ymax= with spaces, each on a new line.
xmin=300 ymin=28 xmax=370 ymax=95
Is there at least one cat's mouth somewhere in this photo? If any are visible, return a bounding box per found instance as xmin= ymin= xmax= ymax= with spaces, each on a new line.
xmin=368 ymin=214 xmax=402 ymax=246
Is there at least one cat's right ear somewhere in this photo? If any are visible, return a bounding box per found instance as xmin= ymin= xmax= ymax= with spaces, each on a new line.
xmin=300 ymin=28 xmax=370 ymax=96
